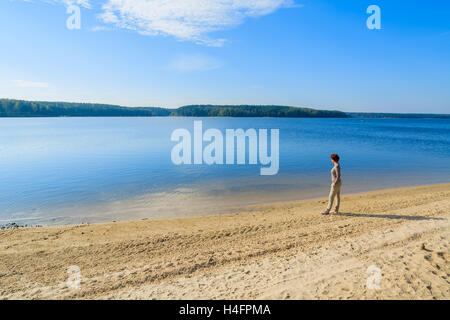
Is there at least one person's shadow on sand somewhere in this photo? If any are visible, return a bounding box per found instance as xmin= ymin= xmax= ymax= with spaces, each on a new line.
xmin=336 ymin=212 xmax=444 ymax=221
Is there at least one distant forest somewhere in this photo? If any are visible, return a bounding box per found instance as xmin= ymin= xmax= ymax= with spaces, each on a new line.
xmin=0 ymin=99 xmax=448 ymax=118
xmin=0 ymin=99 xmax=345 ymax=118
xmin=0 ymin=99 xmax=171 ymax=117
xmin=171 ymin=105 xmax=346 ymax=118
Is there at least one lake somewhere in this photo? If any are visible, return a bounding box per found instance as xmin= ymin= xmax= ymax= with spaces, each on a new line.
xmin=0 ymin=117 xmax=449 ymax=225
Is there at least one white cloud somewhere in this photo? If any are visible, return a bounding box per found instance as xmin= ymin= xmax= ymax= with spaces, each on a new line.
xmin=99 ymin=0 xmax=297 ymax=46
xmin=13 ymin=80 xmax=50 ymax=88
xmin=21 ymin=0 xmax=298 ymax=46
xmin=169 ymin=54 xmax=222 ymax=71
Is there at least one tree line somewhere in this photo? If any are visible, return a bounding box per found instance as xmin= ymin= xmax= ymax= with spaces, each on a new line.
xmin=0 ymin=99 xmax=347 ymax=118
xmin=1 ymin=99 xmax=448 ymax=118
xmin=0 ymin=99 xmax=171 ymax=117
xmin=171 ymin=105 xmax=347 ymax=118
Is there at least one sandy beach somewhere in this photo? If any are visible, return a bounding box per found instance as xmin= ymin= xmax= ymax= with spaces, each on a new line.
xmin=0 ymin=183 xmax=449 ymax=300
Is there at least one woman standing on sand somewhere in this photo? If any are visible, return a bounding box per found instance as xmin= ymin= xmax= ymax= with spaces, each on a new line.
xmin=322 ymin=154 xmax=342 ymax=215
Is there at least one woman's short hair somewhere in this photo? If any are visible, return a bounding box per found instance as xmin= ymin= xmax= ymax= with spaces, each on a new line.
xmin=330 ymin=154 xmax=340 ymax=162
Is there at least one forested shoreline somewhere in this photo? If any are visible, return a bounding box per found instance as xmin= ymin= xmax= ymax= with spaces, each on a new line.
xmin=1 ymin=99 xmax=448 ymax=118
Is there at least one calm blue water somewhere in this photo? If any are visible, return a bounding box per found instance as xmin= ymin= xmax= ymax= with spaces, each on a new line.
xmin=0 ymin=117 xmax=449 ymax=225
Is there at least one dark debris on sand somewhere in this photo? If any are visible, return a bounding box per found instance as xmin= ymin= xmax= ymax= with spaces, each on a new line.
xmin=0 ymin=222 xmax=42 ymax=230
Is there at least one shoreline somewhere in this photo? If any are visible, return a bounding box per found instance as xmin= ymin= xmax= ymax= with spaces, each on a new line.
xmin=3 ymin=178 xmax=450 ymax=228
xmin=1 ymin=182 xmax=449 ymax=299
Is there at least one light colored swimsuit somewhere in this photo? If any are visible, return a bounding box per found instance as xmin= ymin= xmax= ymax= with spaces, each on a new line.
xmin=326 ymin=164 xmax=342 ymax=213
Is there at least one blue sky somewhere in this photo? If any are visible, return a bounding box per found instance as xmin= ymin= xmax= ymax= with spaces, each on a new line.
xmin=0 ymin=0 xmax=449 ymax=113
